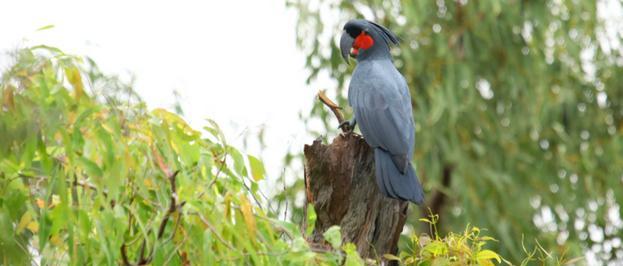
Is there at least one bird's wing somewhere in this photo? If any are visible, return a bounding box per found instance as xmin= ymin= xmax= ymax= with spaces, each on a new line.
xmin=350 ymin=63 xmax=414 ymax=173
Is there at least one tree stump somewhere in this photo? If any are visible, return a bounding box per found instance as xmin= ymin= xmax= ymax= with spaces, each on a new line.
xmin=303 ymin=133 xmax=409 ymax=261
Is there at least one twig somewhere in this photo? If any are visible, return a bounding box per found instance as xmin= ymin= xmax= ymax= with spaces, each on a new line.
xmin=163 ymin=231 xmax=190 ymax=265
xmin=196 ymin=213 xmax=235 ymax=250
xmin=121 ymin=244 xmax=132 ymax=266
xmin=317 ymin=90 xmax=345 ymax=125
xmin=137 ymin=240 xmax=148 ymax=265
xmin=207 ymin=156 xmax=227 ymax=189
xmin=121 ymin=170 xmax=185 ymax=266
xmin=19 ymin=173 xmax=105 ymax=196
xmin=254 ymin=180 xmax=274 ymax=213
xmin=241 ymin=180 xmax=268 ymax=213
xmin=157 ymin=171 xmax=181 ymax=239
xmin=152 ymin=146 xmax=172 ymax=177
xmin=74 ymin=179 xmax=102 ymax=194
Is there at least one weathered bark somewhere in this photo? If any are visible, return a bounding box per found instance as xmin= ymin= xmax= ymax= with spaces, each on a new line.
xmin=303 ymin=133 xmax=409 ymax=261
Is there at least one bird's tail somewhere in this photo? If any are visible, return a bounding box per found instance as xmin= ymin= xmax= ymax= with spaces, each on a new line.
xmin=374 ymin=148 xmax=424 ymax=204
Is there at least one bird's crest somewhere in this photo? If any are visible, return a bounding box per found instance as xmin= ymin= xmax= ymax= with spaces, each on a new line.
xmin=368 ymin=21 xmax=400 ymax=47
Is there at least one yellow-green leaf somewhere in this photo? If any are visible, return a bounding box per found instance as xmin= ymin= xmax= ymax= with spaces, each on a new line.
xmin=50 ymin=194 xmax=61 ymax=208
xmin=383 ymin=254 xmax=401 ymax=261
xmin=247 ymin=155 xmax=265 ymax=181
xmin=343 ymin=243 xmax=364 ymax=266
xmin=305 ymin=203 xmax=316 ymax=236
xmin=17 ymin=212 xmax=33 ymax=234
xmin=323 ymin=225 xmax=342 ymax=249
xmin=143 ymin=178 xmax=156 ymax=190
xmin=479 ymin=236 xmax=497 ymax=242
xmin=27 ymin=220 xmax=39 ymax=233
xmin=239 ymin=194 xmax=257 ymax=240
xmin=422 ymin=240 xmax=448 ymax=256
xmin=77 ymin=157 xmax=103 ymax=177
xmin=50 ymin=235 xmax=63 ymax=246
xmin=2 ymin=85 xmax=14 ymax=110
xmin=478 ymin=259 xmax=495 ymax=266
xmin=477 ymin=249 xmax=501 ymax=263
xmin=224 ymin=193 xmax=232 ymax=220
xmin=36 ymin=24 xmax=55 ymax=31
xmin=64 ymin=66 xmax=85 ymax=100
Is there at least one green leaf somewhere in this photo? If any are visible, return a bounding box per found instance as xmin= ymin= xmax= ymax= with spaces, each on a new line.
xmin=247 ymin=155 xmax=265 ymax=181
xmin=479 ymin=236 xmax=498 ymax=242
xmin=477 ymin=249 xmax=502 ymax=263
xmin=419 ymin=218 xmax=432 ymax=224
xmin=422 ymin=240 xmax=448 ymax=256
xmin=343 ymin=243 xmax=364 ymax=266
xmin=203 ymin=118 xmax=225 ymax=141
xmin=323 ymin=225 xmax=342 ymax=249
xmin=383 ymin=254 xmax=401 ymax=261
xmin=36 ymin=24 xmax=55 ymax=31
xmin=228 ymin=147 xmax=247 ymax=177
xmin=305 ymin=203 xmax=316 ymax=236
xmin=64 ymin=66 xmax=85 ymax=100
xmin=77 ymin=157 xmax=103 ymax=178
xmin=30 ymin=44 xmax=64 ymax=54
xmin=16 ymin=211 xmax=33 ymax=234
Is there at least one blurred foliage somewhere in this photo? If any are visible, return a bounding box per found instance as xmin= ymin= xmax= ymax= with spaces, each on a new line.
xmin=288 ymin=0 xmax=623 ymax=263
xmin=0 ymin=47 xmax=366 ymax=265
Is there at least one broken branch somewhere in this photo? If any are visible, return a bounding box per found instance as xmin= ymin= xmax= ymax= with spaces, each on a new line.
xmin=317 ymin=90 xmax=345 ymax=126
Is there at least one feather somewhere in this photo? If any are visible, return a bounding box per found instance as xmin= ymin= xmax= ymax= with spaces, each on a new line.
xmin=368 ymin=20 xmax=400 ymax=46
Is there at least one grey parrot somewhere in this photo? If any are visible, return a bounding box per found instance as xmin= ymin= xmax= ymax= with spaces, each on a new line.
xmin=339 ymin=19 xmax=424 ymax=204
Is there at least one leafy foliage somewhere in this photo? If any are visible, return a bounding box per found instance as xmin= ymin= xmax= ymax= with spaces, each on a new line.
xmin=395 ymin=212 xmax=582 ymax=265
xmin=393 ymin=213 xmax=507 ymax=266
xmin=0 ymin=47 xmax=356 ymax=265
xmin=289 ymin=0 xmax=623 ymax=263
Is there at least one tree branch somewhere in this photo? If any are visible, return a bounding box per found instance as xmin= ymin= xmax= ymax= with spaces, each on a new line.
xmin=121 ymin=170 xmax=185 ymax=266
xmin=317 ymin=90 xmax=345 ymax=127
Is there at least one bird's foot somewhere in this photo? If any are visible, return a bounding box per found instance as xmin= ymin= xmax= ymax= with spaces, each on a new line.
xmin=338 ymin=119 xmax=356 ymax=134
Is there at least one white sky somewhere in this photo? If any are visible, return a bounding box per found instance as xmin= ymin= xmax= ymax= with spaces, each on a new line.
xmin=0 ymin=0 xmax=326 ymax=185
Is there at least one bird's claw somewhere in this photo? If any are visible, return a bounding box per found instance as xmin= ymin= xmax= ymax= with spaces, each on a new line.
xmin=338 ymin=119 xmax=356 ymax=133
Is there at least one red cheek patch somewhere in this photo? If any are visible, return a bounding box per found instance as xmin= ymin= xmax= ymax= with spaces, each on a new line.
xmin=353 ymin=32 xmax=374 ymax=50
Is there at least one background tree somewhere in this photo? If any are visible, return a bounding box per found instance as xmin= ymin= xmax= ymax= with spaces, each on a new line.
xmin=289 ymin=0 xmax=623 ymax=263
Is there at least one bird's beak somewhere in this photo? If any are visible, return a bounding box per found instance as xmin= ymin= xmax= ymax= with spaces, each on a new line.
xmin=340 ymin=31 xmax=355 ymax=63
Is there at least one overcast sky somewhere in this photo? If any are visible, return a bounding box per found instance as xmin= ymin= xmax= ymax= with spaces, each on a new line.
xmin=0 ymin=0 xmax=329 ymax=185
